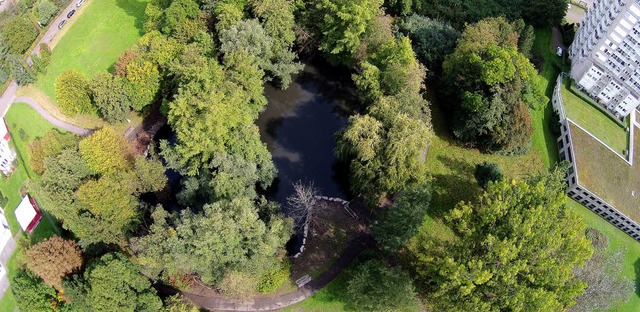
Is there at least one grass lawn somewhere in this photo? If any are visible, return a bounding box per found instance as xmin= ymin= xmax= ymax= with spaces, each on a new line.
xmin=0 ymin=253 xmax=20 ymax=312
xmin=531 ymin=27 xmax=563 ymax=169
xmin=561 ymin=80 xmax=628 ymax=156
xmin=570 ymin=200 xmax=640 ymax=311
xmin=33 ymin=0 xmax=148 ymax=101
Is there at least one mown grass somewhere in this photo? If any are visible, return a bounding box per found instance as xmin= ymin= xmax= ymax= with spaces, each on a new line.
xmin=33 ymin=0 xmax=148 ymax=101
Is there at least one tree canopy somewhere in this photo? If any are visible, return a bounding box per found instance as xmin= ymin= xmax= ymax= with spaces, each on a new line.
xmin=408 ymin=168 xmax=593 ymax=311
xmin=73 ymin=253 xmax=163 ymax=312
xmin=347 ymin=259 xmax=417 ymax=311
xmin=26 ymin=236 xmax=83 ymax=289
xmin=442 ymin=17 xmax=545 ymax=153
xmin=132 ymin=199 xmax=292 ymax=285
xmin=55 ymin=69 xmax=94 ymax=116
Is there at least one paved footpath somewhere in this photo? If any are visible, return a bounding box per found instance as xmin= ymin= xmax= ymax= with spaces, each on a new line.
xmin=14 ymin=97 xmax=92 ymax=135
xmin=176 ymin=234 xmax=373 ymax=311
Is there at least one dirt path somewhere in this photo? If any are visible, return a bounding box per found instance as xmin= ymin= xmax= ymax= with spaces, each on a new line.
xmin=164 ymin=233 xmax=374 ymax=311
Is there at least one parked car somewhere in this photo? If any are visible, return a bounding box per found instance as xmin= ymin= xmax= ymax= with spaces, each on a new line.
xmin=76 ymin=0 xmax=84 ymax=7
xmin=67 ymin=9 xmax=76 ymax=18
xmin=58 ymin=20 xmax=66 ymax=29
xmin=556 ymin=47 xmax=563 ymax=57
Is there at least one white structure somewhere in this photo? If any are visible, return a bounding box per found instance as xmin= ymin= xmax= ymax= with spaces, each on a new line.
xmin=0 ymin=119 xmax=15 ymax=175
xmin=569 ymin=0 xmax=640 ymax=117
xmin=0 ymin=208 xmax=15 ymax=300
xmin=15 ymin=195 xmax=41 ymax=233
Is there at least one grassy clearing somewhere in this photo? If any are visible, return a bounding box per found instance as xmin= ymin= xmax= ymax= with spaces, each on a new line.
xmin=0 ymin=253 xmax=19 ymax=312
xmin=531 ymin=27 xmax=563 ymax=169
xmin=561 ymin=80 xmax=628 ymax=155
xmin=33 ymin=0 xmax=148 ymax=101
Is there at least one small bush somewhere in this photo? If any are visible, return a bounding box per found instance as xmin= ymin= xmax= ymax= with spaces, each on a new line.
xmin=0 ymin=191 xmax=8 ymax=207
xmin=18 ymin=128 xmax=29 ymax=141
xmin=257 ymin=261 xmax=291 ymax=293
xmin=474 ymin=161 xmax=503 ymax=189
xmin=585 ymin=228 xmax=609 ymax=249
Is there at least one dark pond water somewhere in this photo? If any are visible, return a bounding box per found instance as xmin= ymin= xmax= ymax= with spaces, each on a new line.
xmin=257 ymin=62 xmax=358 ymax=207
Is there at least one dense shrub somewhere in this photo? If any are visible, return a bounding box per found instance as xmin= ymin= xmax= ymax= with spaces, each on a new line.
xmin=474 ymin=161 xmax=503 ymax=189
xmin=257 ymin=261 xmax=291 ymax=293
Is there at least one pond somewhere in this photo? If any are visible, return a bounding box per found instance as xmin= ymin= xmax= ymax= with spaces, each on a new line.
xmin=257 ymin=61 xmax=358 ymax=208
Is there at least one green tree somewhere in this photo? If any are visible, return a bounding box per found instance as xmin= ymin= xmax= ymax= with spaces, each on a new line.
xmin=308 ymin=0 xmax=383 ymax=64
xmin=83 ymin=253 xmax=163 ymax=312
xmin=399 ymin=15 xmax=460 ymax=76
xmin=36 ymin=0 xmax=58 ymax=25
xmin=408 ymin=169 xmax=593 ymax=311
xmin=76 ymin=175 xmax=139 ymax=235
xmin=442 ymin=17 xmax=545 ymax=153
xmin=26 ymin=236 xmax=83 ymax=289
xmin=338 ymin=106 xmax=430 ymax=203
xmin=220 ymin=19 xmax=302 ymax=88
xmin=132 ymin=199 xmax=293 ymax=284
xmin=11 ymin=270 xmax=60 ymax=312
xmin=7 ymin=54 xmax=36 ymax=85
xmin=90 ymin=71 xmax=131 ymax=123
xmin=133 ymin=156 xmax=168 ymax=194
xmin=522 ymin=0 xmax=568 ymax=26
xmin=372 ymin=183 xmax=431 ymax=252
xmin=164 ymin=295 xmax=199 ymax=312
xmin=28 ymin=130 xmax=78 ymax=175
xmin=55 ymin=69 xmax=94 ymax=116
xmin=474 ymin=161 xmax=503 ymax=189
xmin=347 ymin=259 xmax=417 ymax=311
xmin=125 ymin=61 xmax=161 ymax=111
xmin=79 ymin=127 xmax=129 ymax=175
xmin=1 ymin=16 xmax=38 ymax=54
xmin=41 ymin=147 xmax=92 ymax=197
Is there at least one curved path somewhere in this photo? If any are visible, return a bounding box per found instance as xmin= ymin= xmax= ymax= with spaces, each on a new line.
xmin=159 ymin=233 xmax=373 ymax=311
xmin=14 ymin=96 xmax=92 ymax=136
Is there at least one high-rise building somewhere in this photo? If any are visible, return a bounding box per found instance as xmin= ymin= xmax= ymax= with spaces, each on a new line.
xmin=569 ymin=0 xmax=640 ymax=117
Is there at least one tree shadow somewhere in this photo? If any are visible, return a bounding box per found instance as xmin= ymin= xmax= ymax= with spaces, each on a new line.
xmin=634 ymin=258 xmax=640 ymax=297
xmin=428 ymin=155 xmax=481 ymax=218
xmin=115 ymin=0 xmax=147 ymax=35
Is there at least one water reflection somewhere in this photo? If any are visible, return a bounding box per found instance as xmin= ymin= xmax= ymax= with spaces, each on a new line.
xmin=257 ymin=62 xmax=357 ymax=207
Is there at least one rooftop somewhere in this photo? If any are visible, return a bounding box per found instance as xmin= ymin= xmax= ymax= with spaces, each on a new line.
xmin=572 ymin=122 xmax=640 ymax=221
xmin=561 ymin=79 xmax=629 ymax=156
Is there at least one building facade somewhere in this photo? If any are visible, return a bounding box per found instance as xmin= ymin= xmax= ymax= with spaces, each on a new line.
xmin=569 ymin=0 xmax=640 ymax=117
xmin=0 ymin=119 xmax=15 ymax=176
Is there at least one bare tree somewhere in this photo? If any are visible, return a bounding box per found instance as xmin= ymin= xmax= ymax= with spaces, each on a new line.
xmin=287 ymin=181 xmax=320 ymax=229
xmin=570 ymin=247 xmax=635 ymax=312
